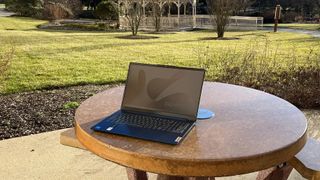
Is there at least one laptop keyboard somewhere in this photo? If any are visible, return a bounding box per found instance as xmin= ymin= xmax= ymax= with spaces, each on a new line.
xmin=109 ymin=113 xmax=191 ymax=134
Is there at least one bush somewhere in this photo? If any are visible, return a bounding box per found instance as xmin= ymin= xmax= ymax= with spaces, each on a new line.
xmin=42 ymin=0 xmax=83 ymax=19
xmin=282 ymin=11 xmax=300 ymax=23
xmin=43 ymin=2 xmax=73 ymax=20
xmin=78 ymin=10 xmax=96 ymax=19
xmin=94 ymin=0 xmax=118 ymax=20
xmin=5 ymin=0 xmax=82 ymax=19
xmin=5 ymin=0 xmax=43 ymax=17
xmin=197 ymin=40 xmax=320 ymax=108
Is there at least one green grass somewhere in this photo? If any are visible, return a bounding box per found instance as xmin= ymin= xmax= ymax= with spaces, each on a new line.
xmin=264 ymin=23 xmax=320 ymax=31
xmin=63 ymin=101 xmax=80 ymax=109
xmin=1 ymin=17 xmax=319 ymax=94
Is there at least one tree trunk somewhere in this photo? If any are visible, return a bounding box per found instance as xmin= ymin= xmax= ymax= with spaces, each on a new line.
xmin=134 ymin=22 xmax=139 ymax=35
xmin=216 ymin=19 xmax=225 ymax=38
xmin=131 ymin=20 xmax=135 ymax=36
xmin=155 ymin=16 xmax=161 ymax=32
xmin=217 ymin=30 xmax=224 ymax=38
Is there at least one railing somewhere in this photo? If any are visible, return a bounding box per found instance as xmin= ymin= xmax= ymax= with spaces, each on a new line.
xmin=120 ymin=15 xmax=264 ymax=30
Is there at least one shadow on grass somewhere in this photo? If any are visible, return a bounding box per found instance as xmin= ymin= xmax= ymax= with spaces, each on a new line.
xmin=189 ymin=28 xmax=256 ymax=33
xmin=116 ymin=35 xmax=159 ymax=40
xmin=199 ymin=37 xmax=240 ymax=41
xmin=29 ymin=27 xmax=124 ymax=34
xmin=236 ymin=32 xmax=269 ymax=37
xmin=38 ymin=39 xmax=202 ymax=55
xmin=142 ymin=31 xmax=176 ymax=35
xmin=278 ymin=37 xmax=320 ymax=43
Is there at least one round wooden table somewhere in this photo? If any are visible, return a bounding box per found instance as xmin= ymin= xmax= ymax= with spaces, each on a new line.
xmin=75 ymin=82 xmax=307 ymax=178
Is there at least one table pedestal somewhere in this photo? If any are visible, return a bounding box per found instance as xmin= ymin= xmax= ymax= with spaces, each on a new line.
xmin=126 ymin=169 xmax=215 ymax=180
xmin=256 ymin=164 xmax=293 ymax=180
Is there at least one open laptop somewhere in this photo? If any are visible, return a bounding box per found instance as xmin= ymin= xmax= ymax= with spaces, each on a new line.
xmin=91 ymin=63 xmax=205 ymax=145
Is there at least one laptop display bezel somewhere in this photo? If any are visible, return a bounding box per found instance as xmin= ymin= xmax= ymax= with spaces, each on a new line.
xmin=120 ymin=62 xmax=205 ymax=121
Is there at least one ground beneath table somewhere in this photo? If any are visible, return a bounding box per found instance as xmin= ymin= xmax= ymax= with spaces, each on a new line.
xmin=0 ymin=128 xmax=306 ymax=180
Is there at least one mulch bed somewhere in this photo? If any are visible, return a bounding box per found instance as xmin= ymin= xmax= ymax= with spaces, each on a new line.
xmin=0 ymin=84 xmax=114 ymax=140
xmin=116 ymin=35 xmax=159 ymax=39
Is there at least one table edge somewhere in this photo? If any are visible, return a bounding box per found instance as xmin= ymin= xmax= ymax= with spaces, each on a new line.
xmin=75 ymin=121 xmax=307 ymax=177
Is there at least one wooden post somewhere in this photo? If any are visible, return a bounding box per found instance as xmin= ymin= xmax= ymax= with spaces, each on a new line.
xmin=157 ymin=175 xmax=215 ymax=180
xmin=126 ymin=168 xmax=148 ymax=180
xmin=256 ymin=163 xmax=293 ymax=180
xmin=274 ymin=4 xmax=281 ymax=32
xmin=178 ymin=0 xmax=180 ymax=29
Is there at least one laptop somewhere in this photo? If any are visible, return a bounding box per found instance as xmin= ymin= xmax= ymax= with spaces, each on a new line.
xmin=91 ymin=63 xmax=205 ymax=145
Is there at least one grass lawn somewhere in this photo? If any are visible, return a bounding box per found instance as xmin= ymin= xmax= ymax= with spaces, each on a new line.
xmin=1 ymin=17 xmax=319 ymax=94
xmin=264 ymin=23 xmax=320 ymax=31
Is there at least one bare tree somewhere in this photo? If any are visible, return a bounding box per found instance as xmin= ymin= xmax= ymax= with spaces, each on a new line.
xmin=123 ymin=0 xmax=143 ymax=36
xmin=149 ymin=1 xmax=166 ymax=32
xmin=234 ymin=0 xmax=255 ymax=15
xmin=151 ymin=2 xmax=161 ymax=32
xmin=207 ymin=0 xmax=235 ymax=38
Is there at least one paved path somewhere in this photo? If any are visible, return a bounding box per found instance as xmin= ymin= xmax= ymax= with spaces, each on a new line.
xmin=0 ymin=7 xmax=15 ymax=17
xmin=263 ymin=27 xmax=320 ymax=38
xmin=0 ymin=128 xmax=305 ymax=179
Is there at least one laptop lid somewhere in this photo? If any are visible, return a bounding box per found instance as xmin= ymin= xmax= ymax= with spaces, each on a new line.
xmin=121 ymin=63 xmax=205 ymax=121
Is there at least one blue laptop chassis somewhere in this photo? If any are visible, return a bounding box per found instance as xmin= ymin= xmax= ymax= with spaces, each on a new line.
xmin=92 ymin=110 xmax=195 ymax=145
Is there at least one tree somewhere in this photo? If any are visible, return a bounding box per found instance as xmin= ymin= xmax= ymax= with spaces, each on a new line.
xmin=251 ymin=0 xmax=320 ymax=21
xmin=81 ymin=0 xmax=102 ymax=10
xmin=95 ymin=0 xmax=118 ymax=20
xmin=123 ymin=0 xmax=143 ymax=36
xmin=233 ymin=0 xmax=255 ymax=15
xmin=149 ymin=1 xmax=166 ymax=32
xmin=94 ymin=0 xmax=118 ymax=30
xmin=207 ymin=0 xmax=235 ymax=38
xmin=5 ymin=0 xmax=43 ymax=17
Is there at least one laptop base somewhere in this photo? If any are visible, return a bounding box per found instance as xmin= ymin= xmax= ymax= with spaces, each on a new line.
xmin=92 ymin=111 xmax=195 ymax=145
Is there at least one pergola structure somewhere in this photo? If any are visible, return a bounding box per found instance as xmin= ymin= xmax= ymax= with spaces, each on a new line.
xmin=117 ymin=0 xmax=264 ymax=30
xmin=118 ymin=0 xmax=198 ymax=29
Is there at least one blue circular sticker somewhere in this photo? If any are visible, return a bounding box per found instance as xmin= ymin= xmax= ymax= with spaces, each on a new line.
xmin=197 ymin=108 xmax=215 ymax=120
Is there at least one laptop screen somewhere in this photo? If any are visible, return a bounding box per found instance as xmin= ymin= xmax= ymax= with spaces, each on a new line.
xmin=121 ymin=63 xmax=205 ymax=120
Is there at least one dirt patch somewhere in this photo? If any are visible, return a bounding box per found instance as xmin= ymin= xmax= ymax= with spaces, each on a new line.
xmin=116 ymin=35 xmax=159 ymax=40
xmin=0 ymin=84 xmax=115 ymax=140
xmin=199 ymin=37 xmax=240 ymax=41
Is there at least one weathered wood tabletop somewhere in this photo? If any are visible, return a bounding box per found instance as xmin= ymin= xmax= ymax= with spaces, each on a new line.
xmin=75 ymin=82 xmax=307 ymax=178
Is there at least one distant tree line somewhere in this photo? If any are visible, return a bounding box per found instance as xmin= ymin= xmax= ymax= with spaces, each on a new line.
xmin=198 ymin=0 xmax=320 ymax=23
xmin=4 ymin=0 xmax=320 ymax=23
xmin=252 ymin=0 xmax=320 ymax=22
xmin=81 ymin=0 xmax=101 ymax=10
